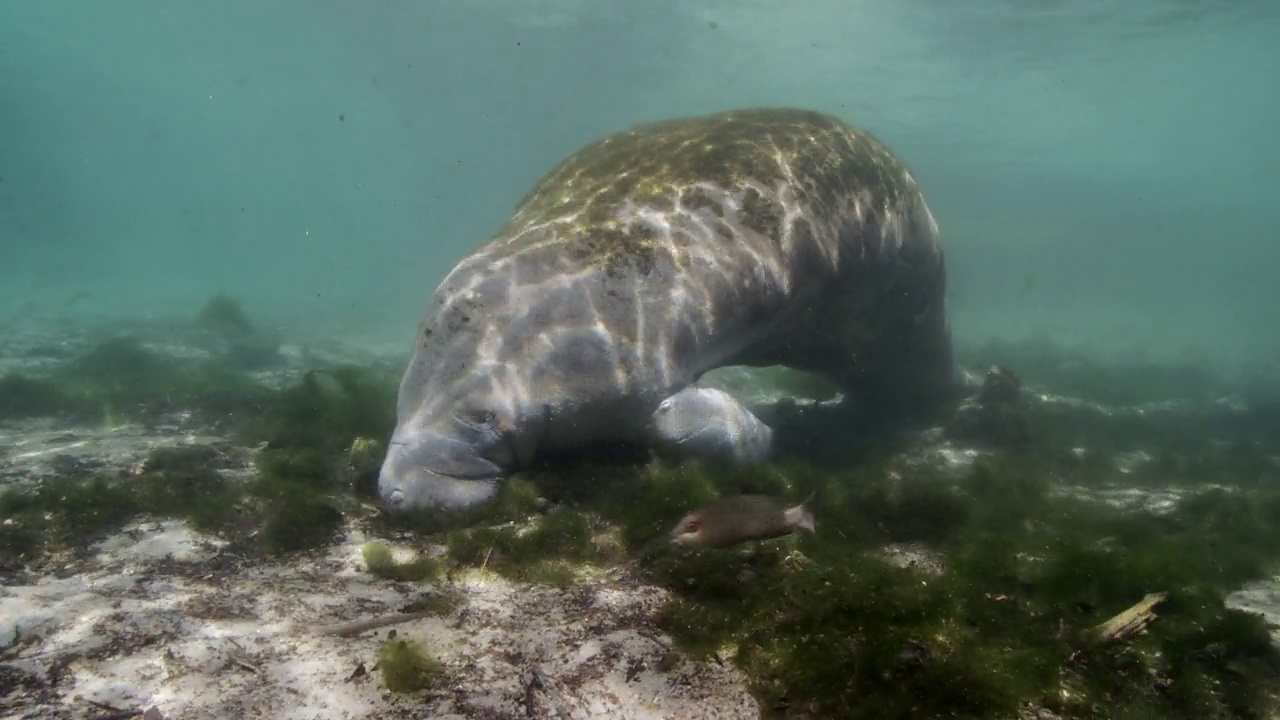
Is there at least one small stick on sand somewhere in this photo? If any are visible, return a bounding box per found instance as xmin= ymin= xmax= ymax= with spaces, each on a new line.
xmin=1091 ymin=591 xmax=1169 ymax=644
xmin=314 ymin=610 xmax=437 ymax=638
xmin=86 ymin=699 xmax=142 ymax=720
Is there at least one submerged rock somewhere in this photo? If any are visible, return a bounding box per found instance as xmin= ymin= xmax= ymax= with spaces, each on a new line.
xmin=945 ymin=364 xmax=1033 ymax=448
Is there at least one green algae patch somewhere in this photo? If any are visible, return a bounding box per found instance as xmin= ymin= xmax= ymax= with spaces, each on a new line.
xmin=402 ymin=587 xmax=464 ymax=616
xmin=238 ymin=365 xmax=397 ymax=454
xmin=0 ymin=355 xmax=402 ymax=565
xmin=0 ymin=336 xmax=274 ymax=425
xmin=230 ymin=364 xmax=401 ymax=556
xmin=242 ymin=448 xmax=357 ymax=556
xmin=195 ymin=292 xmax=256 ymax=336
xmin=0 ymin=445 xmax=246 ymax=566
xmin=260 ymin=496 xmax=344 ymax=554
xmin=483 ymin=474 xmax=545 ymax=521
xmin=657 ymin=552 xmax=1042 ymax=718
xmin=433 ymin=455 xmax=791 ymax=585
xmin=375 ymin=637 xmax=443 ymax=693
xmin=409 ymin=434 xmax=1280 ymax=718
xmin=362 ymin=541 xmax=397 ymax=573
xmin=0 ymin=374 xmax=71 ymax=419
xmin=0 ymin=473 xmax=141 ymax=565
xmin=0 ymin=339 xmax=390 ymax=565
xmin=191 ymin=292 xmax=283 ymax=370
xmin=0 ymin=295 xmax=293 ymax=425
xmin=0 ymin=448 xmax=349 ymax=565
xmin=637 ymin=453 xmax=1280 ymax=719
xmin=444 ymin=506 xmax=624 ymax=585
xmin=131 ymin=445 xmax=245 ymax=532
xmin=226 ymin=364 xmax=395 ymax=551
xmin=54 ymin=336 xmax=268 ymax=423
xmin=362 ymin=541 xmax=443 ymax=582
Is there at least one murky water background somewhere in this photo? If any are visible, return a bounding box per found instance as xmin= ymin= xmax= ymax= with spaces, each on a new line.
xmin=3 ymin=0 xmax=1277 ymax=379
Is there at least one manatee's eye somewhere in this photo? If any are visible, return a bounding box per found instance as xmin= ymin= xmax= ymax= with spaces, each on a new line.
xmin=457 ymin=408 xmax=496 ymax=429
xmin=683 ymin=519 xmax=701 ymax=534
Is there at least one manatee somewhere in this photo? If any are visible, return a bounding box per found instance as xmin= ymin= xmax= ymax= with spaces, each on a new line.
xmin=379 ymin=107 xmax=959 ymax=514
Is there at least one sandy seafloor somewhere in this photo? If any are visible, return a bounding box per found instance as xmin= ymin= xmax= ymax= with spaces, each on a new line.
xmin=1 ymin=313 xmax=1278 ymax=720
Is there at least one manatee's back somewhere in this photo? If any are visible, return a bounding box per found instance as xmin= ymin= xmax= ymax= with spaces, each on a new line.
xmin=497 ymin=107 xmax=926 ymax=274
xmin=497 ymin=108 xmax=932 ymax=372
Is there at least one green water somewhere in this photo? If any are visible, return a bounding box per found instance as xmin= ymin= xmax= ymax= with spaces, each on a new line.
xmin=2 ymin=0 xmax=1277 ymax=375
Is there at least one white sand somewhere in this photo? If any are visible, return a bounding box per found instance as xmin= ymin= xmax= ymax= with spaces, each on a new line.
xmin=1 ymin=520 xmax=759 ymax=720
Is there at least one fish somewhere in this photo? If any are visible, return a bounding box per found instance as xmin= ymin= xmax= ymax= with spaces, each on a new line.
xmin=669 ymin=494 xmax=815 ymax=548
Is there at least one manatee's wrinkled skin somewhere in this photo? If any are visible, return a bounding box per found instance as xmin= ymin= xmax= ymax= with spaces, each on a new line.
xmin=379 ymin=107 xmax=958 ymax=514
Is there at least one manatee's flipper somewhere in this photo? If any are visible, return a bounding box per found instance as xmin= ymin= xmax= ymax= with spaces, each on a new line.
xmin=650 ymin=387 xmax=773 ymax=464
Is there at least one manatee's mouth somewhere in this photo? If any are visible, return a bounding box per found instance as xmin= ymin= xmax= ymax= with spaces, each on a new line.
xmin=667 ymin=425 xmax=718 ymax=446
xmin=381 ymin=468 xmax=500 ymax=513
xmin=378 ymin=433 xmax=503 ymax=514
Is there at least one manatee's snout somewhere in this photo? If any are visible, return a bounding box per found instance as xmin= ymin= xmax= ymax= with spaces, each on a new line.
xmin=377 ymin=431 xmax=502 ymax=513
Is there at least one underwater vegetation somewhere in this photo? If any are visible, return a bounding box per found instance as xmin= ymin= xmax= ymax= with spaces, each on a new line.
xmin=375 ymin=637 xmax=444 ymax=693
xmin=362 ymin=541 xmax=444 ymax=583
xmin=0 ymin=294 xmax=400 ymax=563
xmin=423 ymin=432 xmax=1280 ymax=717
xmin=0 ymin=444 xmax=239 ymax=566
xmin=192 ymin=292 xmax=284 ymax=370
xmin=194 ymin=292 xmax=255 ymax=338
xmin=526 ymin=454 xmax=1280 ymax=719
xmin=0 ymin=293 xmax=289 ymax=427
xmin=0 ymin=294 xmax=289 ymax=426
xmin=0 ymin=432 xmax=379 ymax=565
xmin=0 ymin=335 xmax=272 ymax=425
xmin=2 ymin=311 xmax=1280 ymax=717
